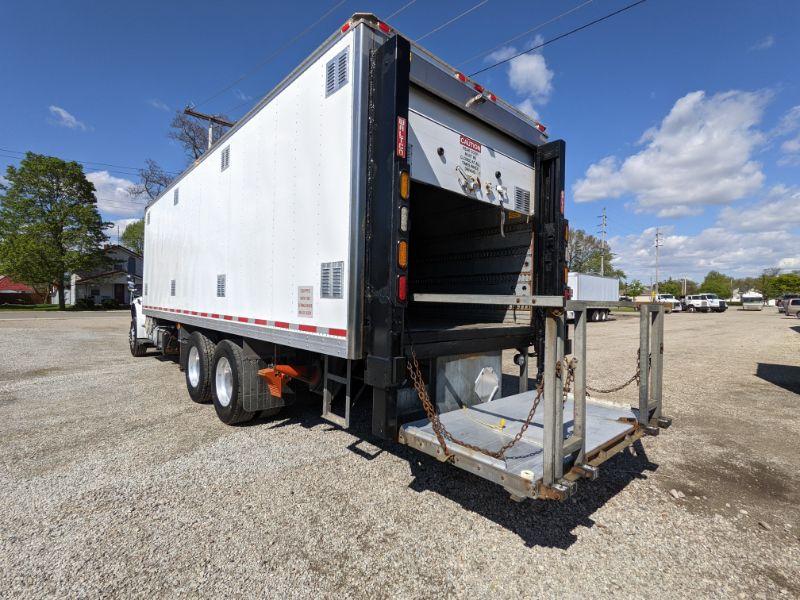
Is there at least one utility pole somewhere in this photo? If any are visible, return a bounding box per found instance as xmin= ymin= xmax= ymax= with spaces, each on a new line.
xmin=184 ymin=107 xmax=235 ymax=149
xmin=598 ymin=207 xmax=607 ymax=276
xmin=654 ymin=227 xmax=663 ymax=297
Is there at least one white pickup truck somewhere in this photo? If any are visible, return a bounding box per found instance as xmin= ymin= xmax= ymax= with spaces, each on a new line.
xmin=681 ymin=293 xmax=727 ymax=313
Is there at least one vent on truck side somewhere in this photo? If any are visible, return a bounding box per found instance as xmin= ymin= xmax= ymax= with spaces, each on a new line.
xmin=320 ymin=261 xmax=344 ymax=298
xmin=325 ymin=47 xmax=349 ymax=97
xmin=173 ymin=188 xmax=179 ymax=206
xmin=221 ymin=146 xmax=230 ymax=171
xmin=514 ymin=187 xmax=531 ymax=214
xmin=217 ymin=274 xmax=226 ymax=298
xmin=170 ymin=280 xmax=176 ymax=296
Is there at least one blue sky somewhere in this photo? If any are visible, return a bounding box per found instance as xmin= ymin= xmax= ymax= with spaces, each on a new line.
xmin=1 ymin=0 xmax=798 ymax=281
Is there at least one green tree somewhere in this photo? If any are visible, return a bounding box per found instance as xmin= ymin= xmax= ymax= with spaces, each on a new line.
xmin=566 ymin=228 xmax=625 ymax=279
xmin=764 ymin=273 xmax=800 ymax=298
xmin=700 ymin=270 xmax=733 ymax=299
xmin=658 ymin=278 xmax=682 ymax=296
xmin=0 ymin=153 xmax=110 ymax=309
xmin=626 ymin=279 xmax=645 ymax=297
xmin=121 ymin=220 xmax=144 ymax=255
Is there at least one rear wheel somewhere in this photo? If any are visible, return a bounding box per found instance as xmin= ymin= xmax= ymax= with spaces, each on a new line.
xmin=687 ymin=305 xmax=696 ymax=313
xmin=185 ymin=331 xmax=215 ymax=404
xmin=600 ymin=310 xmax=608 ymax=321
xmin=211 ymin=340 xmax=255 ymax=425
xmin=590 ymin=310 xmax=601 ymax=322
xmin=129 ymin=320 xmax=148 ymax=357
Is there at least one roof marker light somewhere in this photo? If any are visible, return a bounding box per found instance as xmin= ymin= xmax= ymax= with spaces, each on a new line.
xmin=341 ymin=22 xmax=350 ymax=33
xmin=378 ymin=21 xmax=391 ymax=33
xmin=473 ymin=83 xmax=484 ymax=93
xmin=455 ymin=72 xmax=468 ymax=83
xmin=535 ymin=122 xmax=547 ymax=133
xmin=488 ymin=93 xmax=497 ymax=102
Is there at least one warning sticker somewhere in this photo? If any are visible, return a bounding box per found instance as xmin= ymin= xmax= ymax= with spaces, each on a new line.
xmin=298 ymin=286 xmax=313 ymax=318
xmin=459 ymin=134 xmax=481 ymax=178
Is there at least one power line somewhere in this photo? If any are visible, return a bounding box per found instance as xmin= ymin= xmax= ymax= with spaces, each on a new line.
xmin=386 ymin=0 xmax=418 ymax=20
xmin=193 ymin=0 xmax=350 ymax=110
xmin=416 ymin=0 xmax=489 ymax=42
xmin=0 ymin=150 xmax=179 ymax=179
xmin=457 ymin=0 xmax=594 ymax=67
xmin=469 ymin=0 xmax=648 ymax=77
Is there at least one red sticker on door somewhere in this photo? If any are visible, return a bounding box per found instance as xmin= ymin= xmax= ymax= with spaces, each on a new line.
xmin=459 ymin=135 xmax=481 ymax=153
xmin=396 ymin=116 xmax=407 ymax=158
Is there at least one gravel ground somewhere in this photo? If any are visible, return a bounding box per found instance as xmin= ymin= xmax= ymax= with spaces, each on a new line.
xmin=1 ymin=309 xmax=799 ymax=598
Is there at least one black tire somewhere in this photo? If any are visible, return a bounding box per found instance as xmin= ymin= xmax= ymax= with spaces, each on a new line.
xmin=211 ymin=340 xmax=255 ymax=425
xmin=590 ymin=310 xmax=600 ymax=322
xmin=129 ymin=320 xmax=148 ymax=357
xmin=185 ymin=331 xmax=215 ymax=404
xmin=687 ymin=305 xmax=695 ymax=313
xmin=600 ymin=310 xmax=608 ymax=321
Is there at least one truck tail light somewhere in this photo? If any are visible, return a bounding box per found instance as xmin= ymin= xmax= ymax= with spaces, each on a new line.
xmin=399 ymin=171 xmax=410 ymax=200
xmin=397 ymin=240 xmax=408 ymax=269
xmin=399 ymin=206 xmax=409 ymax=232
xmin=565 ymin=286 xmax=573 ymax=300
xmin=397 ymin=275 xmax=408 ymax=302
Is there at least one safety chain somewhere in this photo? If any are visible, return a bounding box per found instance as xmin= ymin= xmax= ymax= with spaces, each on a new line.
xmin=406 ymin=350 xmax=583 ymax=461
xmin=586 ymin=351 xmax=651 ymax=395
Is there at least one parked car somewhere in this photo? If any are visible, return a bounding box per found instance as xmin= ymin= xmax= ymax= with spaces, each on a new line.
xmin=698 ymin=292 xmax=727 ymax=312
xmin=785 ymin=298 xmax=800 ymax=318
xmin=777 ymin=293 xmax=800 ymax=313
xmin=656 ymin=293 xmax=682 ymax=312
xmin=681 ymin=294 xmax=710 ymax=312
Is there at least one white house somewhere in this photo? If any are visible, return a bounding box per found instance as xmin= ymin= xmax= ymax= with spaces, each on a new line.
xmin=53 ymin=245 xmax=142 ymax=306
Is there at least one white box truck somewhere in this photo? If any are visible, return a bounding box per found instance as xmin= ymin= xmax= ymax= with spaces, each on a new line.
xmin=129 ymin=14 xmax=669 ymax=501
xmin=566 ymin=273 xmax=619 ymax=321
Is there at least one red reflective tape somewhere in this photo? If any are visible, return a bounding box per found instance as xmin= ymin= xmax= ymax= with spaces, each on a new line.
xmin=200 ymin=312 xmax=208 ymax=317
xmin=191 ymin=311 xmax=198 ymax=315
xmin=396 ymin=116 xmax=407 ymax=158
xmin=254 ymin=319 xmax=268 ymax=325
xmin=275 ymin=321 xmax=290 ymax=329
xmin=223 ymin=315 xmax=233 ymax=321
xmin=237 ymin=317 xmax=249 ymax=323
xmin=328 ymin=328 xmax=347 ymax=337
xmin=211 ymin=313 xmax=220 ymax=319
xmin=298 ymin=324 xmax=317 ymax=333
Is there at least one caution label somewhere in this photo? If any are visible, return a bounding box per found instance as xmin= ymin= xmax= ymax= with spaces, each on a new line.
xmin=298 ymin=286 xmax=313 ymax=318
xmin=459 ymin=134 xmax=481 ymax=178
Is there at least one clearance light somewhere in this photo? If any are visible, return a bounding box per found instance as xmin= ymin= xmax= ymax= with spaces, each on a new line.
xmin=378 ymin=21 xmax=391 ymax=33
xmin=399 ymin=206 xmax=409 ymax=232
xmin=473 ymin=83 xmax=484 ymax=93
xmin=341 ymin=22 xmax=350 ymax=33
xmin=397 ymin=275 xmax=408 ymax=302
xmin=455 ymin=72 xmax=468 ymax=83
xmin=397 ymin=240 xmax=408 ymax=269
xmin=488 ymin=93 xmax=497 ymax=102
xmin=399 ymin=171 xmax=410 ymax=200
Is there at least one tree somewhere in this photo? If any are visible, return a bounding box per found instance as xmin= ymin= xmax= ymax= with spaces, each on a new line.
xmin=128 ymin=159 xmax=172 ymax=201
xmin=168 ymin=110 xmax=231 ymax=162
xmin=626 ymin=279 xmax=644 ymax=297
xmin=700 ymin=270 xmax=733 ymax=299
xmin=764 ymin=273 xmax=800 ymax=299
xmin=0 ymin=153 xmax=110 ymax=309
xmin=658 ymin=278 xmax=682 ymax=296
xmin=121 ymin=220 xmax=144 ymax=255
xmin=566 ymin=228 xmax=625 ymax=279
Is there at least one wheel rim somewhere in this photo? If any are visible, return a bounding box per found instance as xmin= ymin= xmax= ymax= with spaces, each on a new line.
xmin=129 ymin=323 xmax=136 ymax=349
xmin=187 ymin=346 xmax=201 ymax=387
xmin=216 ymin=357 xmax=233 ymax=407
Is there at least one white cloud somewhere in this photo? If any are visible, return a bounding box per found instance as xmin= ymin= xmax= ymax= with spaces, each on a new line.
xmin=612 ymin=225 xmax=800 ymax=281
xmin=48 ymin=105 xmax=89 ymax=130
xmin=750 ymin=35 xmax=775 ymax=51
xmin=148 ymin=98 xmax=170 ymax=111
xmin=86 ymin=171 xmax=145 ymax=219
xmin=718 ymin=185 xmax=800 ymax=233
xmin=234 ymin=89 xmax=253 ymax=102
xmin=775 ymin=105 xmax=800 ymax=165
xmin=109 ymin=218 xmax=141 ymax=241
xmin=573 ymin=90 xmax=770 ymax=217
xmin=487 ymin=37 xmax=553 ymax=120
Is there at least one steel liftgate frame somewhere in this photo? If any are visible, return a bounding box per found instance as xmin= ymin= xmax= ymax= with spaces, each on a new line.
xmin=399 ymin=301 xmax=670 ymax=500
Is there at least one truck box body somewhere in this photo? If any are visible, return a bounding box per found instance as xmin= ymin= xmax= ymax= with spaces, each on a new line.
xmin=142 ymin=18 xmax=549 ymax=362
xmin=567 ymin=273 xmax=619 ymax=303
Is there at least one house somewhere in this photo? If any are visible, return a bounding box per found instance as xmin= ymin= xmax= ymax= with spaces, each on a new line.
xmin=53 ymin=245 xmax=143 ymax=306
xmin=0 ymin=276 xmax=47 ymax=305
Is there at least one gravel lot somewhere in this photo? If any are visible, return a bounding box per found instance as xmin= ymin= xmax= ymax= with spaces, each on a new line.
xmin=1 ymin=308 xmax=799 ymax=598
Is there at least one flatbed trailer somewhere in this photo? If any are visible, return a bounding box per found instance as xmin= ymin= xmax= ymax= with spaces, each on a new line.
xmin=130 ymin=13 xmax=670 ymax=501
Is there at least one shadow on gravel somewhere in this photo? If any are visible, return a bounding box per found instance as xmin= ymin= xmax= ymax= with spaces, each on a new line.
xmin=791 ymin=326 xmax=800 ymax=334
xmin=755 ymin=363 xmax=800 ymax=395
xmin=251 ymin=393 xmax=659 ymax=549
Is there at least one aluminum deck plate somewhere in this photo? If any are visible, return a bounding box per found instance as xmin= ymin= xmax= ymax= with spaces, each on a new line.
xmin=399 ymin=391 xmax=636 ymax=498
